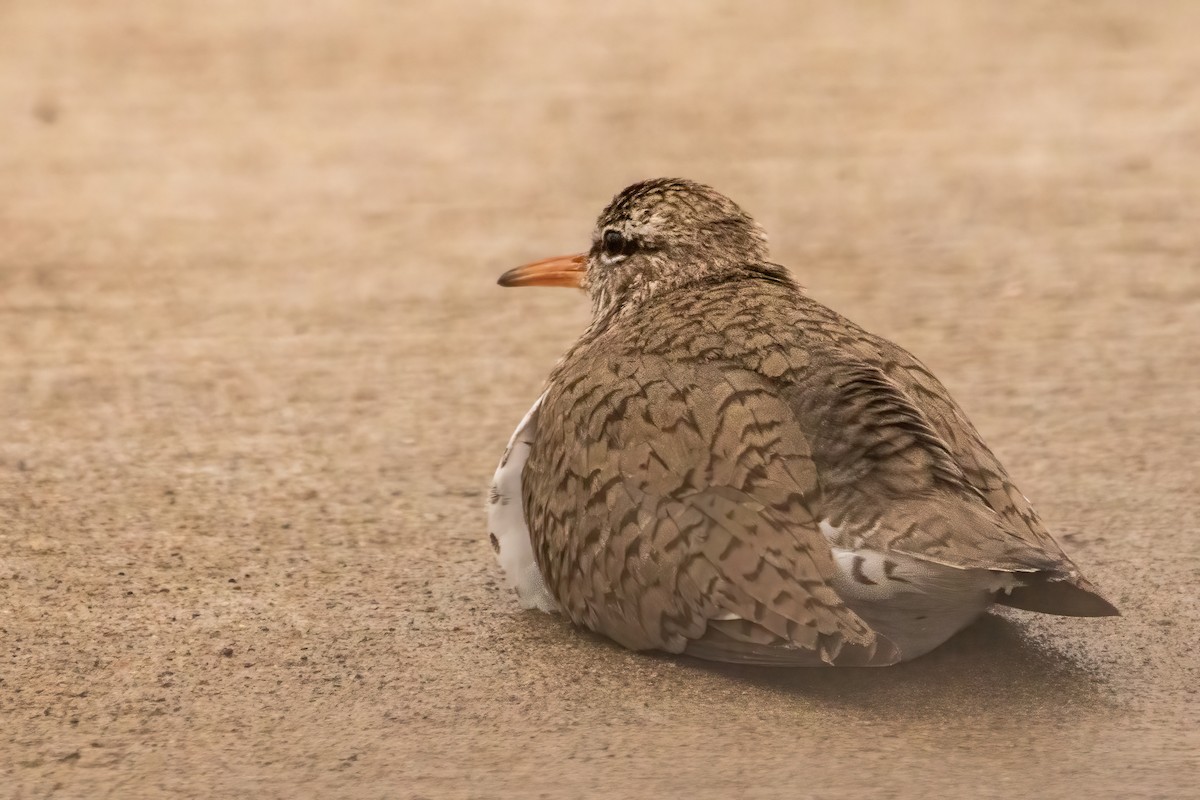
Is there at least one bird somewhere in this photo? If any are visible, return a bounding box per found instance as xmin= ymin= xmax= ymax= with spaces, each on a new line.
xmin=487 ymin=177 xmax=1117 ymax=666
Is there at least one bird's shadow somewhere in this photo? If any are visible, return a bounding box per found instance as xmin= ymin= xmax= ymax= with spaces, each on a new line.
xmin=668 ymin=612 xmax=1116 ymax=720
xmin=510 ymin=608 xmax=1119 ymax=723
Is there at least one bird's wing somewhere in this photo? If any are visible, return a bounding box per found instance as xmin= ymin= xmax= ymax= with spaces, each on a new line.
xmin=523 ymin=352 xmax=898 ymax=666
xmin=798 ymin=355 xmax=1064 ymax=571
xmin=795 ymin=339 xmax=1117 ymax=616
xmin=867 ymin=338 xmax=1062 ymax=549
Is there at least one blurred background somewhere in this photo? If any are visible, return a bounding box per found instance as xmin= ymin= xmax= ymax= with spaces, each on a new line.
xmin=2 ymin=2 xmax=1197 ymax=797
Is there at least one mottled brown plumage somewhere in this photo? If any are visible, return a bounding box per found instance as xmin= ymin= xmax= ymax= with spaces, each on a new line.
xmin=492 ymin=178 xmax=1117 ymax=666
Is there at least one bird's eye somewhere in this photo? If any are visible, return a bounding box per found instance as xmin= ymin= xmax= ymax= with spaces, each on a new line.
xmin=601 ymin=229 xmax=636 ymax=258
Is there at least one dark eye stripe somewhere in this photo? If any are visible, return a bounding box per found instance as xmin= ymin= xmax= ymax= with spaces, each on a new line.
xmin=602 ymin=229 xmax=638 ymax=258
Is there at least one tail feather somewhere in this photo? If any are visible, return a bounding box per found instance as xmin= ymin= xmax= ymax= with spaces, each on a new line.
xmin=995 ymin=573 xmax=1120 ymax=617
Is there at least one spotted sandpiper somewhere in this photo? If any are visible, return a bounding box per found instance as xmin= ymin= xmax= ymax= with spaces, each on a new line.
xmin=488 ymin=178 xmax=1117 ymax=666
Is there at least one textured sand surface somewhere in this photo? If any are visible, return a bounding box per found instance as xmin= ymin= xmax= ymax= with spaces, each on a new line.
xmin=2 ymin=2 xmax=1198 ymax=798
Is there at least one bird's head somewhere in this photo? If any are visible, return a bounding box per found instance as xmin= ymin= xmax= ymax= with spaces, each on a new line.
xmin=499 ymin=178 xmax=777 ymax=318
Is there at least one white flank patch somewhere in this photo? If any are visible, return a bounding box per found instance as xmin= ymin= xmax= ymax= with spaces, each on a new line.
xmin=487 ymin=393 xmax=558 ymax=613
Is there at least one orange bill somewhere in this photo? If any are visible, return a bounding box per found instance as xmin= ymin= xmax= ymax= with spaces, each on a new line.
xmin=497 ymin=253 xmax=586 ymax=288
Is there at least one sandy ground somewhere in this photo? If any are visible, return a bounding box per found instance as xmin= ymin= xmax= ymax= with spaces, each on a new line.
xmin=1 ymin=1 xmax=1198 ymax=797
